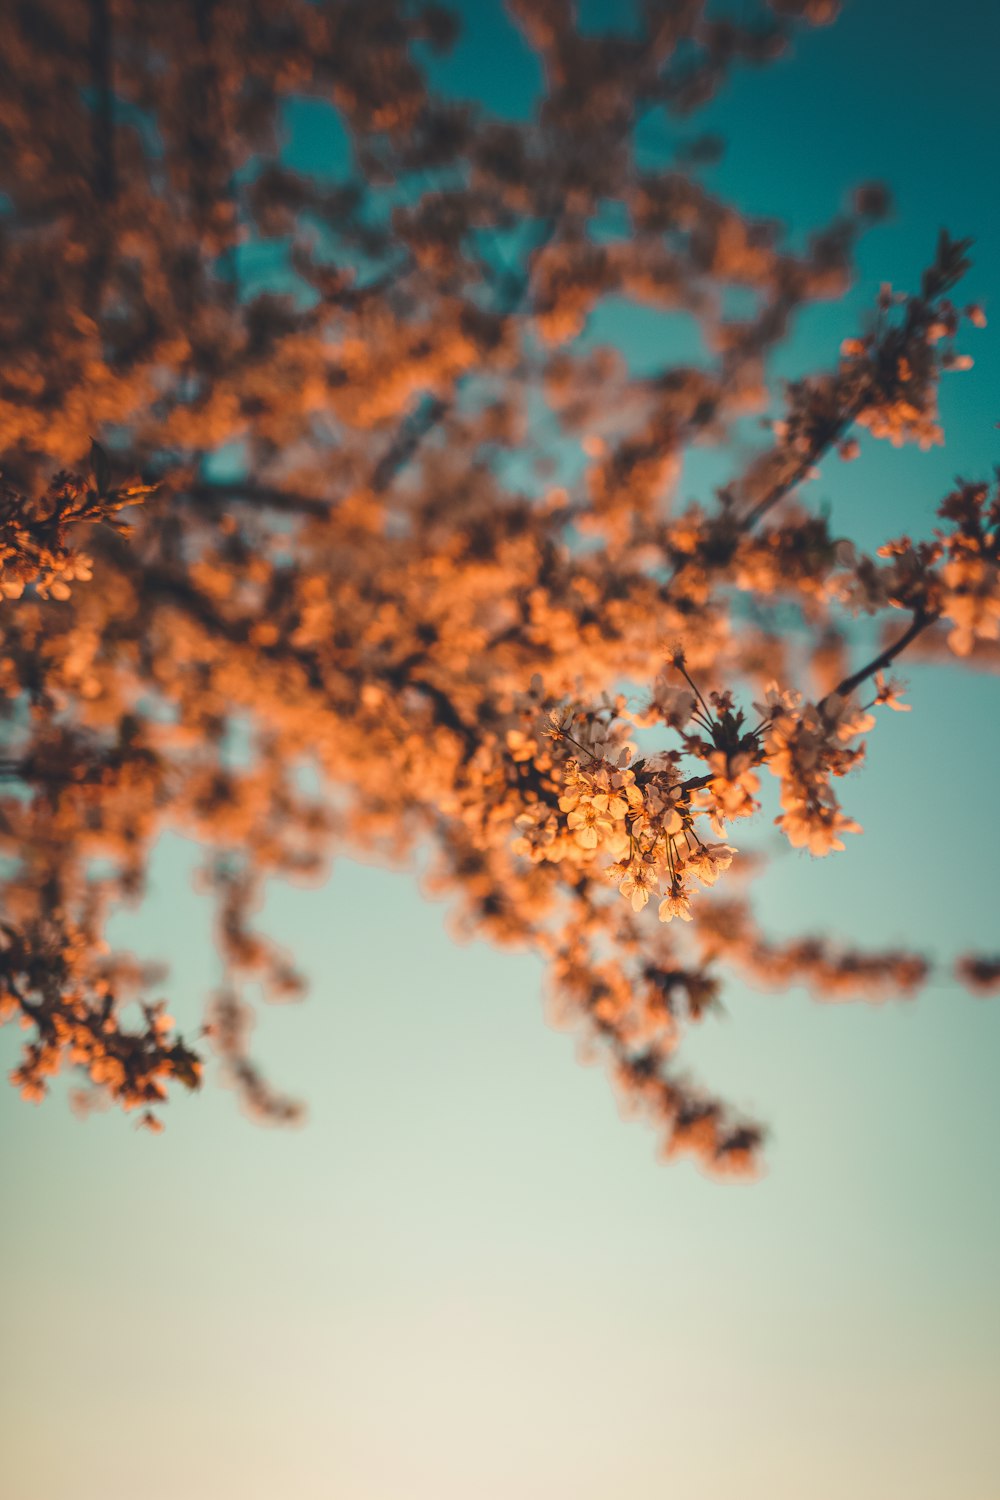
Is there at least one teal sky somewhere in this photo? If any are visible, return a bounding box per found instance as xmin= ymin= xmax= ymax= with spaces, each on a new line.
xmin=3 ymin=4 xmax=999 ymax=1497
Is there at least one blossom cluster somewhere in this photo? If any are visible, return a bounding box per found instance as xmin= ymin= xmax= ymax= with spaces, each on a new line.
xmin=0 ymin=450 xmax=152 ymax=601
xmin=0 ymin=0 xmax=996 ymax=1171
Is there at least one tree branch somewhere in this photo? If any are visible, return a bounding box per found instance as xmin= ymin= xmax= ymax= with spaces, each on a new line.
xmin=827 ymin=609 xmax=935 ymax=703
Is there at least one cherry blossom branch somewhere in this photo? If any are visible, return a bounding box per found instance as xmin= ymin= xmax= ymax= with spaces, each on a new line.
xmin=183 ymin=481 xmax=332 ymax=519
xmin=827 ymin=608 xmax=935 ymax=703
xmin=366 ymin=209 xmax=564 ymax=494
xmin=740 ymin=389 xmax=868 ymax=532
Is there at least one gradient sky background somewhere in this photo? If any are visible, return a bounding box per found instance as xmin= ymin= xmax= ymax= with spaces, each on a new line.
xmin=2 ymin=3 xmax=999 ymax=1497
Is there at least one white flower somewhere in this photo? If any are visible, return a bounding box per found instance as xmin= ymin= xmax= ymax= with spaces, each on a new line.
xmin=687 ymin=842 xmax=736 ymax=886
xmin=617 ymin=860 xmax=659 ymax=912
xmin=658 ymin=887 xmax=693 ymax=923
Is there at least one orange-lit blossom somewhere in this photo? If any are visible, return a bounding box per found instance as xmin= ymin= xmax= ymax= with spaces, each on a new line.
xmin=1 ymin=0 xmax=997 ymax=1173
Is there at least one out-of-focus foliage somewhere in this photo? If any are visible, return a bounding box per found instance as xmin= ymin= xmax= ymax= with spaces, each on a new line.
xmin=1 ymin=0 xmax=996 ymax=1166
